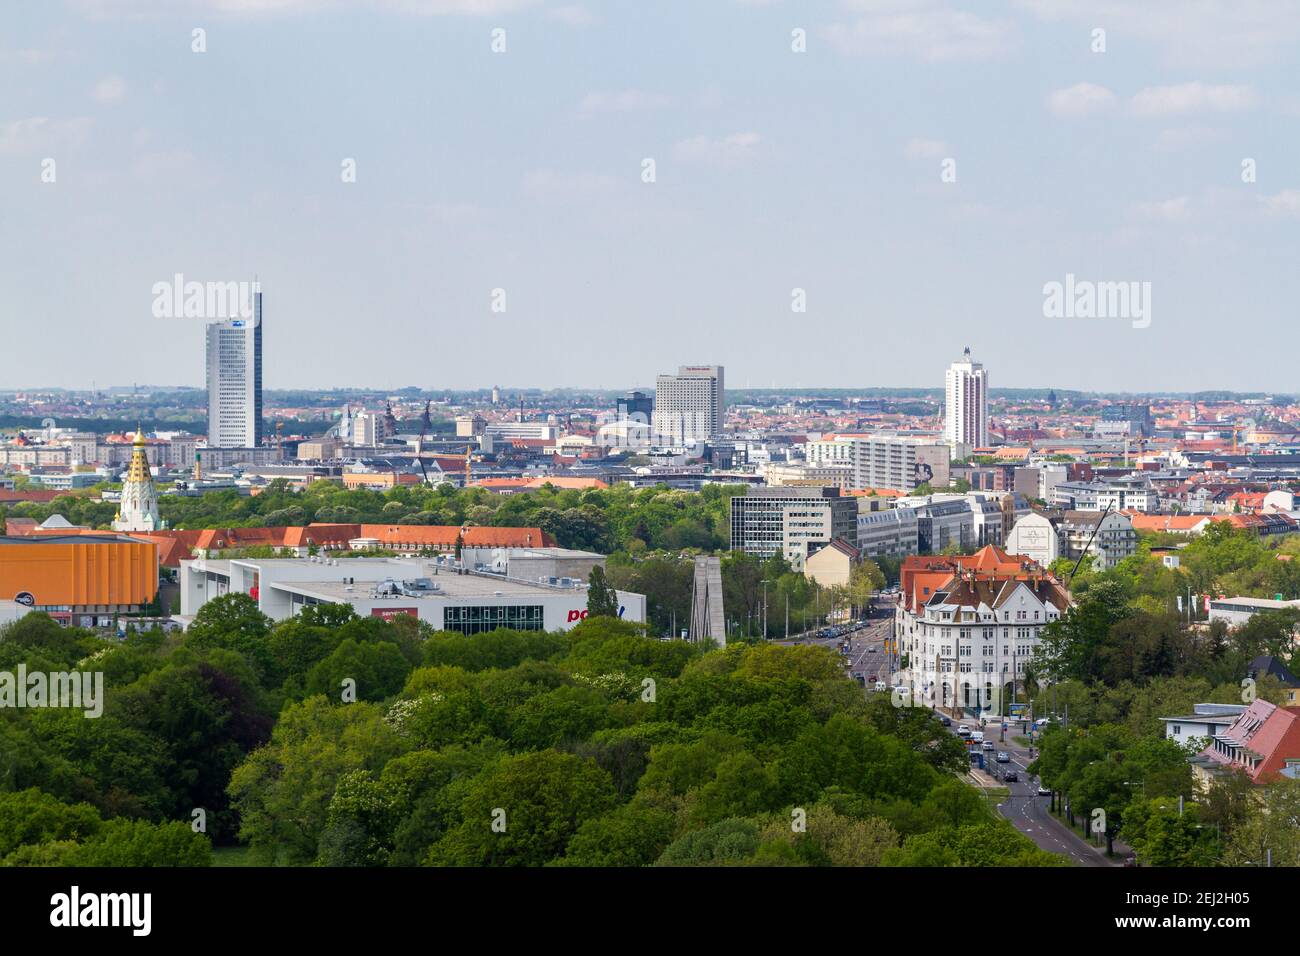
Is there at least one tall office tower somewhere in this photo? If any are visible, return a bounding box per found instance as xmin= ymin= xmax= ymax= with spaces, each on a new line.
xmin=651 ymin=365 xmax=724 ymax=447
xmin=943 ymin=347 xmax=988 ymax=449
xmin=205 ymin=286 xmax=263 ymax=448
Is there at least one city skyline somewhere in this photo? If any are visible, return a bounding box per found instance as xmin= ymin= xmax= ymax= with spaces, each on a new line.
xmin=6 ymin=1 xmax=1300 ymax=392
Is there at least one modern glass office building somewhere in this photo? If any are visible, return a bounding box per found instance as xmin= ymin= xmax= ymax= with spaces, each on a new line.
xmin=205 ymin=287 xmax=263 ymax=448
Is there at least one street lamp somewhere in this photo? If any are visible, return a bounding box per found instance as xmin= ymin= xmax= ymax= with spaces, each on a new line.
xmin=761 ymin=579 xmax=772 ymax=639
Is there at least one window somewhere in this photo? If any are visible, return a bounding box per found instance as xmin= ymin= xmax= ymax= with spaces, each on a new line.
xmin=444 ymin=604 xmax=544 ymax=635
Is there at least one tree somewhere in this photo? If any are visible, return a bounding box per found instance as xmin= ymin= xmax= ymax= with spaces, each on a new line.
xmin=846 ymin=559 xmax=885 ymax=617
xmin=1223 ymin=778 xmax=1300 ymax=866
xmin=1122 ymin=797 xmax=1216 ymax=866
xmin=426 ymin=751 xmax=617 ymax=866
xmin=557 ymin=801 xmax=676 ymax=867
xmin=1038 ymin=579 xmax=1132 ymax=682
xmin=586 ymin=566 xmax=620 ymax=619
xmin=0 ymin=789 xmax=101 ymax=858
xmin=882 ymin=821 xmax=1065 ymax=867
xmin=304 ymin=639 xmax=412 ymax=702
xmin=758 ymin=805 xmax=899 ymax=867
xmin=654 ymin=818 xmax=761 ymax=866
xmin=227 ymin=696 xmax=406 ymax=865
xmin=65 ymin=819 xmax=211 ymax=867
xmin=185 ymin=593 xmax=272 ymax=658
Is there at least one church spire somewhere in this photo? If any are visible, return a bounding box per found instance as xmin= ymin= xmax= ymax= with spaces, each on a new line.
xmin=113 ymin=426 xmax=161 ymax=533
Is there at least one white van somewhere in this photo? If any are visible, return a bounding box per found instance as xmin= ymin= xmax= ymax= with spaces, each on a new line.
xmin=969 ymin=731 xmax=985 ymax=743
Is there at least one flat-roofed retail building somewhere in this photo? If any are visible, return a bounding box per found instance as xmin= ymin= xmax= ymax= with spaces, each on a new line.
xmin=178 ymin=555 xmax=645 ymax=634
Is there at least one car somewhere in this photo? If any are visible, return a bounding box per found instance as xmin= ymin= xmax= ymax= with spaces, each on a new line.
xmin=969 ymin=731 xmax=984 ymax=743
xmin=996 ymin=752 xmax=1010 ymax=763
xmin=868 ymin=646 xmax=878 ymax=653
xmin=981 ymin=741 xmax=995 ymax=751
xmin=866 ymin=675 xmax=878 ymax=682
xmin=939 ymin=716 xmax=952 ymax=727
xmin=1037 ymin=785 xmax=1052 ymax=796
xmin=1003 ymin=771 xmax=1019 ymax=783
xmin=956 ymin=725 xmax=971 ymax=737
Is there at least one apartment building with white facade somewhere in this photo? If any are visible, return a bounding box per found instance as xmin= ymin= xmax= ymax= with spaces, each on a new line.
xmin=848 ymin=435 xmax=952 ymax=491
xmin=805 ymin=437 xmax=854 ymax=467
xmin=894 ymin=548 xmax=1070 ymax=715
xmin=1051 ymin=480 xmax=1159 ymax=513
xmin=943 ymin=347 xmax=988 ymax=449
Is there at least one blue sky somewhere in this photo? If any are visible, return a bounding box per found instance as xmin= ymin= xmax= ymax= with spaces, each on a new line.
xmin=4 ymin=0 xmax=1300 ymax=393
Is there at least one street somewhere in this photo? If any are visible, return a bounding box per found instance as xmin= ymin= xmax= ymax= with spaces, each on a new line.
xmin=945 ymin=714 xmax=1125 ymax=867
xmin=782 ymin=596 xmax=1124 ymax=867
xmin=777 ymin=594 xmax=897 ymax=685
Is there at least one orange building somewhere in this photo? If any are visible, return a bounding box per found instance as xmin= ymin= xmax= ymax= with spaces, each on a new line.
xmin=0 ymin=534 xmax=158 ymax=626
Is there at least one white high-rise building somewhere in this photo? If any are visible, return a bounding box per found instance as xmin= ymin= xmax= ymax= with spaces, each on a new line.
xmin=652 ymin=365 xmax=724 ymax=448
xmin=205 ymin=287 xmax=263 ymax=448
xmin=944 ymin=347 xmax=988 ymax=449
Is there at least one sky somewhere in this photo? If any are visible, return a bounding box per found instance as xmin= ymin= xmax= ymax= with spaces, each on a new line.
xmin=4 ymin=0 xmax=1300 ymax=394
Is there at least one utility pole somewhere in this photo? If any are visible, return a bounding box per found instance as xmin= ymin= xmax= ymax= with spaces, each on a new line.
xmin=785 ymin=593 xmax=789 ymax=640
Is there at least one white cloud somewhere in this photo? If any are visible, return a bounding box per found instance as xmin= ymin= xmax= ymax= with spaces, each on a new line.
xmin=576 ymin=90 xmax=671 ymax=118
xmin=903 ymin=138 xmax=949 ymax=159
xmin=1016 ymin=0 xmax=1300 ymax=68
xmin=1 ymin=49 xmax=56 ymax=66
xmin=0 ymin=117 xmax=92 ymax=155
xmin=378 ymin=0 xmax=539 ymax=13
xmin=1132 ymin=196 xmax=1191 ymax=223
xmin=1131 ymin=83 xmax=1256 ymax=116
xmin=547 ymin=4 xmax=594 ymax=26
xmin=93 ymin=75 xmax=127 ymax=104
xmin=826 ymin=1 xmax=1015 ymax=61
xmin=133 ymin=149 xmax=198 ymax=179
xmin=522 ymin=169 xmax=618 ymax=201
xmin=1260 ymin=189 xmax=1300 ymax=218
xmin=1153 ymin=126 xmax=1228 ymax=150
xmin=1047 ymin=82 xmax=1115 ymax=117
xmin=71 ymin=0 xmax=538 ymax=17
xmin=673 ymin=132 xmax=761 ymax=166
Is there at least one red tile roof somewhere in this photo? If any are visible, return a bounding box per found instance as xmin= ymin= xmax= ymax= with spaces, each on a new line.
xmin=0 ymin=490 xmax=62 ymax=504
xmin=145 ymin=523 xmax=557 ymax=563
xmin=1199 ymin=701 xmax=1300 ymax=783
